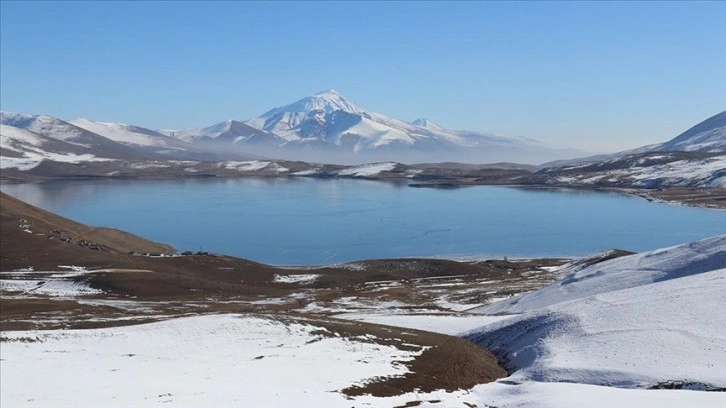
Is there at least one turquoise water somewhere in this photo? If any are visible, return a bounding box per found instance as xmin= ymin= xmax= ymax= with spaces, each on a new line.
xmin=2 ymin=178 xmax=723 ymax=265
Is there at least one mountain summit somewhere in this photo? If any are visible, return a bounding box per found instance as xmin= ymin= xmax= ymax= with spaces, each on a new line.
xmin=411 ymin=118 xmax=442 ymax=130
xmin=170 ymin=90 xmax=584 ymax=164
xmin=244 ymin=89 xmax=367 ymax=142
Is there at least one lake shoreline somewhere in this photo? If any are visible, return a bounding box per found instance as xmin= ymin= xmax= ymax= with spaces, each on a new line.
xmin=2 ymin=171 xmax=724 ymax=209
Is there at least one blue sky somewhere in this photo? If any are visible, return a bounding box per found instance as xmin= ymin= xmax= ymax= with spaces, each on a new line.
xmin=1 ymin=1 xmax=724 ymax=152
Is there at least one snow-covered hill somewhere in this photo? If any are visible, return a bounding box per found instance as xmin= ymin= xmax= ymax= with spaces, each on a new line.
xmin=538 ymin=151 xmax=726 ymax=188
xmin=534 ymin=111 xmax=726 ymax=188
xmin=0 ymin=112 xmax=150 ymax=160
xmin=539 ymin=110 xmax=726 ymax=171
xmin=464 ymin=235 xmax=726 ymax=391
xmin=1 ymin=112 xmax=258 ymax=163
xmin=173 ymin=90 xmax=585 ymax=164
xmin=657 ymin=110 xmax=726 ymax=153
xmin=0 ymin=124 xmax=115 ymax=170
xmin=69 ymin=118 xmax=200 ymax=155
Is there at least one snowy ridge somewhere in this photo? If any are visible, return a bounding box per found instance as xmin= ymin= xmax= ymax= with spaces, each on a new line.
xmin=539 ymin=110 xmax=726 ymax=171
xmin=0 ymin=124 xmax=114 ymax=170
xmin=476 ymin=235 xmax=726 ymax=314
xmin=550 ymin=155 xmax=726 ymax=188
xmin=463 ymin=236 xmax=726 ymax=391
xmin=658 ymin=110 xmax=726 ymax=153
xmin=69 ymin=118 xmax=188 ymax=149
xmin=337 ymin=162 xmax=398 ymax=177
xmin=2 ymin=112 xmax=92 ymax=144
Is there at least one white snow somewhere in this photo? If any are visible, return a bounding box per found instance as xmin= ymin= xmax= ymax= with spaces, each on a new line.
xmin=1 ymin=112 xmax=90 ymax=143
xmin=476 ymin=235 xmax=726 ymax=314
xmin=129 ymin=162 xmax=170 ymax=169
xmin=0 ymin=278 xmax=103 ymax=296
xmin=337 ymin=313 xmax=511 ymax=335
xmin=337 ymin=162 xmax=397 ymax=177
xmin=272 ymin=274 xmax=319 ymax=284
xmin=463 ymin=236 xmax=726 ymax=391
xmin=0 ymin=124 xmax=115 ymax=170
xmin=291 ymin=168 xmax=320 ymax=176
xmin=460 ymin=381 xmax=726 ymax=408
xmin=69 ymin=118 xmax=182 ymax=148
xmin=219 ymin=160 xmax=271 ymax=171
xmin=236 ymin=90 xmax=539 ymax=161
xmin=0 ymin=314 xmax=427 ymax=407
xmin=411 ymin=118 xmax=443 ymax=130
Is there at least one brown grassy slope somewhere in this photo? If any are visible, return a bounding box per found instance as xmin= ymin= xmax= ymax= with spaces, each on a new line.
xmin=1 ymin=192 xmax=174 ymax=263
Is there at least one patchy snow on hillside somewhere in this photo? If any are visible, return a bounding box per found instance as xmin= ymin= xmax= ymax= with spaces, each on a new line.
xmin=338 ymin=162 xmax=397 ymax=177
xmin=340 ymin=237 xmax=726 ymax=406
xmin=0 ymin=152 xmax=113 ymax=171
xmin=219 ymin=160 xmax=271 ymax=171
xmin=272 ymin=274 xmax=319 ymax=284
xmin=552 ymin=155 xmax=726 ymax=188
xmin=0 ymin=278 xmax=103 ymax=297
xmin=1 ymin=125 xmax=115 ymax=170
xmin=1 ymin=124 xmax=117 ymax=170
xmin=338 ymin=313 xmax=510 ymax=335
xmin=291 ymin=168 xmax=320 ymax=176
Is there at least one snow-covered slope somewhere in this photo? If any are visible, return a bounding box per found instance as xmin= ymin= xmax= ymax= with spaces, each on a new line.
xmin=411 ymin=118 xmax=443 ymax=131
xmin=0 ymin=124 xmax=115 ymax=170
xmin=69 ymin=118 xmax=194 ymax=151
xmin=539 ymin=110 xmax=726 ymax=171
xmin=464 ymin=235 xmax=726 ymax=390
xmin=476 ymin=235 xmax=725 ymax=314
xmin=1 ymin=112 xmax=150 ymax=160
xmin=541 ymin=152 xmax=726 ymax=188
xmin=67 ymin=118 xmax=254 ymax=160
xmin=657 ymin=110 xmax=726 ymax=153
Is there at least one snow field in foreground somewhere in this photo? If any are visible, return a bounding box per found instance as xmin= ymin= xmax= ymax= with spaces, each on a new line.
xmin=0 ymin=315 xmax=424 ymax=407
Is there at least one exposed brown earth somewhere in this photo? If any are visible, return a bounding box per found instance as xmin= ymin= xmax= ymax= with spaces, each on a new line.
xmin=635 ymin=187 xmax=726 ymax=208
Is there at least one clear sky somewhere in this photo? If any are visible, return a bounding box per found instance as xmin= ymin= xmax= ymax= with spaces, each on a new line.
xmin=1 ymin=1 xmax=724 ymax=152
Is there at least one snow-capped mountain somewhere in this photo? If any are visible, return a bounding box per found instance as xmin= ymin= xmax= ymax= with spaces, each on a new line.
xmin=173 ymin=90 xmax=585 ymax=164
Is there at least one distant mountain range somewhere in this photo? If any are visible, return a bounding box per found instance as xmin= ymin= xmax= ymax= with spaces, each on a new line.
xmin=1 ymin=92 xmax=724 ymax=178
xmin=2 ymin=90 xmax=587 ymax=165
